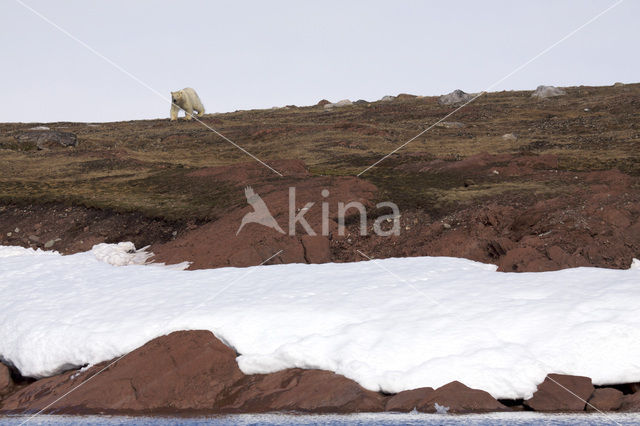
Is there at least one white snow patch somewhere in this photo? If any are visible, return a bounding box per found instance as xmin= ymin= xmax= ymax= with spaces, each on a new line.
xmin=91 ymin=242 xmax=190 ymax=270
xmin=434 ymin=402 xmax=449 ymax=414
xmin=1 ymin=246 xmax=639 ymax=400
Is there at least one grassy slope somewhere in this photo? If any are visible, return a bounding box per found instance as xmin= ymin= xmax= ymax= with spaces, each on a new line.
xmin=0 ymin=84 xmax=638 ymax=221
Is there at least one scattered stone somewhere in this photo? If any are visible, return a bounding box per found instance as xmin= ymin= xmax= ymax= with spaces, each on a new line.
xmin=28 ymin=235 xmax=40 ymax=243
xmin=324 ymin=99 xmax=353 ymax=110
xmin=613 ymin=82 xmax=625 ymax=87
xmin=6 ymin=232 xmax=11 ymax=237
xmin=524 ymin=374 xmax=594 ymax=412
xmin=435 ymin=121 xmax=465 ymax=129
xmin=14 ymin=228 xmax=19 ymax=233
xmin=0 ymin=362 xmax=13 ymax=397
xmin=379 ymin=95 xmax=396 ymax=102
xmin=586 ymin=388 xmax=623 ymax=411
xmin=15 ymin=130 xmax=78 ymax=150
xmin=443 ymin=223 xmax=452 ymax=229
xmin=531 ymin=85 xmax=566 ymax=99
xmin=438 ymin=89 xmax=473 ymax=106
xmin=584 ymin=108 xmax=590 ymax=112
xmin=44 ymin=238 xmax=61 ymax=249
xmin=502 ymin=133 xmax=518 ymax=141
xmin=28 ymin=126 xmax=50 ymax=131
xmin=463 ymin=179 xmax=476 ymax=187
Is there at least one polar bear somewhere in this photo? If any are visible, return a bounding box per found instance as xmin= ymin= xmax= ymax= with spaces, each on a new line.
xmin=170 ymin=88 xmax=205 ymax=121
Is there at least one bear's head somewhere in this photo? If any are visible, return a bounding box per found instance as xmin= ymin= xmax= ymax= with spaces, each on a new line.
xmin=171 ymin=91 xmax=182 ymax=104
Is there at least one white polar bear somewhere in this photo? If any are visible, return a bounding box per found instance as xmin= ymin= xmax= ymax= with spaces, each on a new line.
xmin=170 ymin=87 xmax=205 ymax=121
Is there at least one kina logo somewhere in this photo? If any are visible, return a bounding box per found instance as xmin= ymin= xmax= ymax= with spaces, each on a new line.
xmin=236 ymin=186 xmax=285 ymax=235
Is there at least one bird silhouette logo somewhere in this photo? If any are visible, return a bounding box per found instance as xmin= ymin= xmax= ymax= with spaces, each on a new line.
xmin=236 ymin=186 xmax=285 ymax=235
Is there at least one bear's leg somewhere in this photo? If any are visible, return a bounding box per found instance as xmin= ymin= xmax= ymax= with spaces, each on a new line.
xmin=183 ymin=102 xmax=194 ymax=120
xmin=170 ymin=104 xmax=179 ymax=121
xmin=196 ymin=106 xmax=205 ymax=117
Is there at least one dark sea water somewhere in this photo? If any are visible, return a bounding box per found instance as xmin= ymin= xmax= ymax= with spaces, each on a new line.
xmin=1 ymin=412 xmax=638 ymax=426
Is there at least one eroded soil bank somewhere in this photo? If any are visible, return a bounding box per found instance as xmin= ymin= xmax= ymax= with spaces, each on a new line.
xmin=2 ymin=154 xmax=639 ymax=272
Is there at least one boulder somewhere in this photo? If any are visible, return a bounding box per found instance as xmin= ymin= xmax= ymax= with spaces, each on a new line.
xmin=502 ymin=133 xmax=518 ymax=141
xmin=438 ymin=89 xmax=473 ymax=106
xmin=524 ymin=374 xmax=594 ymax=412
xmin=15 ymin=130 xmax=78 ymax=150
xmin=387 ymin=382 xmax=507 ymax=413
xmin=386 ymin=387 xmax=434 ymax=412
xmin=426 ymin=381 xmax=509 ymax=413
xmin=531 ymin=85 xmax=566 ymax=99
xmin=620 ymin=392 xmax=640 ymax=412
xmin=586 ymin=388 xmax=623 ymax=411
xmin=324 ymin=99 xmax=352 ymax=110
xmin=0 ymin=362 xmax=13 ymax=397
xmin=317 ymin=99 xmax=331 ymax=106
xmin=379 ymin=95 xmax=396 ymax=102
xmin=0 ymin=330 xmax=244 ymax=413
xmin=300 ymin=235 xmax=331 ymax=263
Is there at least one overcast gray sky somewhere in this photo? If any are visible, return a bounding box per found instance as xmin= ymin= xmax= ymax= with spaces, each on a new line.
xmin=1 ymin=0 xmax=637 ymax=123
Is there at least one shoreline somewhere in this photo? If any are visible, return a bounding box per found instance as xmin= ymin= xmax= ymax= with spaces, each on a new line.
xmin=2 ymin=331 xmax=639 ymax=416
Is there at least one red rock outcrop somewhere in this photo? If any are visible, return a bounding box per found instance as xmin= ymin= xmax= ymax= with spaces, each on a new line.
xmin=0 ymin=331 xmax=384 ymax=414
xmin=0 ymin=362 xmax=13 ymax=397
xmin=0 ymin=330 xmax=244 ymax=413
xmin=524 ymin=374 xmax=594 ymax=412
xmin=3 ymin=332 xmax=640 ymax=415
xmin=217 ymin=369 xmax=384 ymax=413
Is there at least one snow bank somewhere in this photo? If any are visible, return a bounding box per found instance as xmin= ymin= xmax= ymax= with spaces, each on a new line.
xmin=1 ymin=244 xmax=639 ymax=399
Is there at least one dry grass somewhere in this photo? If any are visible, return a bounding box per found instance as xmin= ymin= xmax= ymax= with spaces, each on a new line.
xmin=1 ymin=83 xmax=638 ymax=220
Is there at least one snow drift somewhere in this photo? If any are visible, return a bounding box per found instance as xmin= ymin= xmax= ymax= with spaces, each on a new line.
xmin=0 ymin=244 xmax=639 ymax=400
